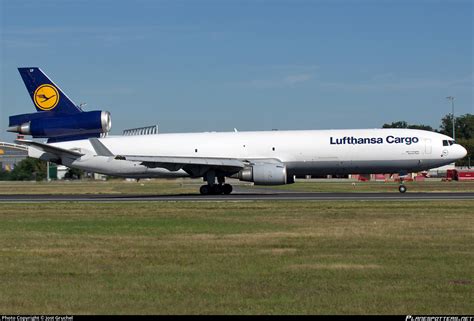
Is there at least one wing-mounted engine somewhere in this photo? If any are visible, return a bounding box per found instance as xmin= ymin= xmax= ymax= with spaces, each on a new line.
xmin=236 ymin=162 xmax=295 ymax=185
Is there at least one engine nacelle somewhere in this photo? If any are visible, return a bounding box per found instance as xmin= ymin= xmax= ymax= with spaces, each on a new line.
xmin=8 ymin=110 xmax=111 ymax=139
xmin=237 ymin=163 xmax=294 ymax=185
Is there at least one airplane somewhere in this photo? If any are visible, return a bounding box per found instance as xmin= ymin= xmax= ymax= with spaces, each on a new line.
xmin=7 ymin=67 xmax=467 ymax=194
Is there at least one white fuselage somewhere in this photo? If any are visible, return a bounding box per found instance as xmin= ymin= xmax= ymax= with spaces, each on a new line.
xmin=36 ymin=128 xmax=466 ymax=179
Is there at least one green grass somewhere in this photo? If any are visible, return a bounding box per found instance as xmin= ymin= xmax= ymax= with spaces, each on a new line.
xmin=0 ymin=179 xmax=198 ymax=195
xmin=0 ymin=201 xmax=472 ymax=314
xmin=1 ymin=179 xmax=474 ymax=195
xmin=255 ymin=180 xmax=474 ymax=193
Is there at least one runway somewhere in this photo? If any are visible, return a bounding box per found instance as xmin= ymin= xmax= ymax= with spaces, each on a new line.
xmin=1 ymin=192 xmax=473 ymax=202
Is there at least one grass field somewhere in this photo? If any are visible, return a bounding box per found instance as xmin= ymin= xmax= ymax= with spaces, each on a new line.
xmin=0 ymin=178 xmax=473 ymax=195
xmin=0 ymin=201 xmax=472 ymax=314
xmin=263 ymin=180 xmax=474 ymax=193
xmin=0 ymin=179 xmax=198 ymax=195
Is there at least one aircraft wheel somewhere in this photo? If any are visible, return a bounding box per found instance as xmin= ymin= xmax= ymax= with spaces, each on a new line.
xmin=209 ymin=184 xmax=221 ymax=195
xmin=398 ymin=185 xmax=407 ymax=193
xmin=222 ymin=184 xmax=233 ymax=195
xmin=200 ymin=185 xmax=210 ymax=195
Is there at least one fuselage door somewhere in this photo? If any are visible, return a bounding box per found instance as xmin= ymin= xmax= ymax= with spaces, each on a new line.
xmin=425 ymin=139 xmax=432 ymax=154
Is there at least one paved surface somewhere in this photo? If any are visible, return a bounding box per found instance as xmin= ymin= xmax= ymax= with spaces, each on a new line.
xmin=1 ymin=192 xmax=473 ymax=202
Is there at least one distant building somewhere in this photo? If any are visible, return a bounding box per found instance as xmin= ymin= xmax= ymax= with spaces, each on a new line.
xmin=427 ymin=163 xmax=456 ymax=178
xmin=0 ymin=142 xmax=28 ymax=171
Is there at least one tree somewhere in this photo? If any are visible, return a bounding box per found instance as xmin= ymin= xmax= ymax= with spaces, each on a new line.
xmin=64 ymin=167 xmax=84 ymax=180
xmin=438 ymin=114 xmax=473 ymax=166
xmin=9 ymin=158 xmax=47 ymax=181
xmin=439 ymin=114 xmax=474 ymax=140
xmin=455 ymin=138 xmax=473 ymax=167
xmin=382 ymin=121 xmax=433 ymax=131
xmin=0 ymin=169 xmax=11 ymax=180
xmin=382 ymin=121 xmax=408 ymax=128
xmin=406 ymin=124 xmax=434 ymax=131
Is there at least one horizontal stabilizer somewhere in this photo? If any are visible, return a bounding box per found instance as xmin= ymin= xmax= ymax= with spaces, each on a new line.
xmin=15 ymin=139 xmax=84 ymax=158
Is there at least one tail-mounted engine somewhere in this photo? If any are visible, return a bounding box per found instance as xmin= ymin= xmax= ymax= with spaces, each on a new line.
xmin=8 ymin=110 xmax=111 ymax=141
xmin=8 ymin=67 xmax=112 ymax=142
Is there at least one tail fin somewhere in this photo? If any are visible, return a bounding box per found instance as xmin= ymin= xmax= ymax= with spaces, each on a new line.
xmin=10 ymin=67 xmax=111 ymax=143
xmin=18 ymin=67 xmax=82 ymax=114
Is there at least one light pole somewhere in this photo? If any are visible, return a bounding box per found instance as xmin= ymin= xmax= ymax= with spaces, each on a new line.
xmin=446 ymin=96 xmax=455 ymax=140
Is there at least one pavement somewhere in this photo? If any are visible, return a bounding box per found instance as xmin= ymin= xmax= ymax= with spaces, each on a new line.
xmin=1 ymin=191 xmax=473 ymax=202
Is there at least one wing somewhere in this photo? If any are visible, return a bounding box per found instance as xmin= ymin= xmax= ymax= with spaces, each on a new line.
xmin=89 ymin=138 xmax=245 ymax=176
xmin=122 ymin=155 xmax=244 ymax=172
xmin=15 ymin=139 xmax=84 ymax=159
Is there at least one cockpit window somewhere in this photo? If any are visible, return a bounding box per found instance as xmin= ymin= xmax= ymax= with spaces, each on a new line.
xmin=443 ymin=140 xmax=456 ymax=146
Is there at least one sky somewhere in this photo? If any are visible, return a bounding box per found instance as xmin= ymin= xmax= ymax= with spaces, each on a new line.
xmin=0 ymin=0 xmax=472 ymax=142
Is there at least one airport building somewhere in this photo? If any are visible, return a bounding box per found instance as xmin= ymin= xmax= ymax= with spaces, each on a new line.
xmin=0 ymin=142 xmax=28 ymax=171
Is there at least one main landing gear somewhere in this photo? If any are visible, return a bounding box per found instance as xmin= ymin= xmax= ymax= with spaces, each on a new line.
xmin=199 ymin=171 xmax=233 ymax=195
xmin=199 ymin=183 xmax=233 ymax=195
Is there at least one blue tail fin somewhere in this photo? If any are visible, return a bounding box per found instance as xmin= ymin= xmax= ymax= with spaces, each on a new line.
xmin=10 ymin=67 xmax=111 ymax=143
xmin=18 ymin=67 xmax=82 ymax=114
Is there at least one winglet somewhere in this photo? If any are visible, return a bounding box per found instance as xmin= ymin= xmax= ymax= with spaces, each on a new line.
xmin=89 ymin=138 xmax=115 ymax=156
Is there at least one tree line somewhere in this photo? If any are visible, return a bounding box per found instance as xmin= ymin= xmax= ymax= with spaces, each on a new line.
xmin=0 ymin=157 xmax=47 ymax=181
xmin=0 ymin=158 xmax=83 ymax=181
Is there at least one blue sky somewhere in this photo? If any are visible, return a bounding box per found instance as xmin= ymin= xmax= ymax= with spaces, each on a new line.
xmin=0 ymin=0 xmax=472 ymax=142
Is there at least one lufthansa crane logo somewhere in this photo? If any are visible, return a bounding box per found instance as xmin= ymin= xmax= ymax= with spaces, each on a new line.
xmin=34 ymin=84 xmax=59 ymax=110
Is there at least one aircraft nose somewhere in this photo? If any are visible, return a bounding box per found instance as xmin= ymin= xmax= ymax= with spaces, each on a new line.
xmin=456 ymin=144 xmax=468 ymax=159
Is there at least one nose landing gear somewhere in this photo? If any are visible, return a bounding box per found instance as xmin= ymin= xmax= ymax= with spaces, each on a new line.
xmin=398 ymin=175 xmax=407 ymax=193
xmin=398 ymin=184 xmax=407 ymax=193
